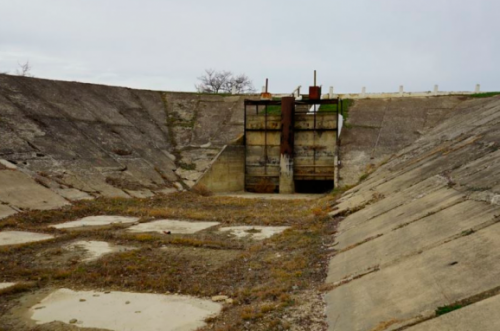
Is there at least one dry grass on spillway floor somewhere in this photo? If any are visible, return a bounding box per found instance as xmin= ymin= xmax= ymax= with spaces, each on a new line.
xmin=0 ymin=191 xmax=342 ymax=331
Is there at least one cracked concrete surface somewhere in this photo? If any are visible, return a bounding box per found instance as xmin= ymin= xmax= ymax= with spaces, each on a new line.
xmin=51 ymin=216 xmax=140 ymax=229
xmin=219 ymin=226 xmax=290 ymax=240
xmin=0 ymin=231 xmax=55 ymax=246
xmin=28 ymin=288 xmax=222 ymax=331
xmin=128 ymin=219 xmax=220 ymax=234
xmin=326 ymin=95 xmax=500 ymax=330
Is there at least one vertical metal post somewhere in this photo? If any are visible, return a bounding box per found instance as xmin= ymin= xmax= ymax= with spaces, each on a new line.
xmin=264 ymin=101 xmax=268 ymax=176
xmin=279 ymin=97 xmax=295 ymax=194
xmin=244 ymin=102 xmax=247 ymax=191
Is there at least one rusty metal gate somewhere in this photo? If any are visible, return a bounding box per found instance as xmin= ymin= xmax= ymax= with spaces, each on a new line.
xmin=243 ymin=98 xmax=341 ymax=192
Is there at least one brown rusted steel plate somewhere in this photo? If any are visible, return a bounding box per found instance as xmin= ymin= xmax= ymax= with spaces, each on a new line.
xmin=309 ymin=86 xmax=322 ymax=100
xmin=280 ymin=97 xmax=295 ymax=156
xmin=260 ymin=92 xmax=272 ymax=100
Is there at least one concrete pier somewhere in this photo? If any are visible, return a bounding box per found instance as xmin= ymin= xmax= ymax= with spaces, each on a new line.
xmin=279 ymin=97 xmax=295 ymax=194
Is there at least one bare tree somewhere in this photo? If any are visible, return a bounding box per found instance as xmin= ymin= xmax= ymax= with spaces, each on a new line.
xmin=196 ymin=69 xmax=232 ymax=93
xmin=224 ymin=73 xmax=256 ymax=94
xmin=16 ymin=61 xmax=33 ymax=77
xmin=196 ymin=69 xmax=255 ymax=94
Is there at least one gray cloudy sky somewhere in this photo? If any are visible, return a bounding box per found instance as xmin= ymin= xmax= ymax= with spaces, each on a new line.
xmin=1 ymin=0 xmax=499 ymax=93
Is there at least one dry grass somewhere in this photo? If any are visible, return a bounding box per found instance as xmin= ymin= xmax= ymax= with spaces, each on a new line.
xmin=191 ymin=184 xmax=213 ymax=197
xmin=254 ymin=179 xmax=277 ymax=193
xmin=0 ymin=191 xmax=343 ymax=331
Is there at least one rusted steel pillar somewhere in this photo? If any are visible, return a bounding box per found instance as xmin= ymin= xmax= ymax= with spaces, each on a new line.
xmin=279 ymin=97 xmax=295 ymax=194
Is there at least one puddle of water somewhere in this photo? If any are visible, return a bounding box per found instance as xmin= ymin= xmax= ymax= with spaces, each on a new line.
xmin=51 ymin=216 xmax=139 ymax=229
xmin=0 ymin=231 xmax=55 ymax=246
xmin=219 ymin=226 xmax=289 ymax=240
xmin=128 ymin=220 xmax=219 ymax=234
xmin=29 ymin=289 xmax=221 ymax=331
xmin=64 ymin=240 xmax=136 ymax=262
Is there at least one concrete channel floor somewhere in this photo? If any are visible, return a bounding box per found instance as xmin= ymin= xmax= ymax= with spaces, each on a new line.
xmin=51 ymin=216 xmax=140 ymax=229
xmin=64 ymin=240 xmax=136 ymax=262
xmin=0 ymin=231 xmax=55 ymax=246
xmin=219 ymin=226 xmax=290 ymax=240
xmin=127 ymin=220 xmax=220 ymax=234
xmin=29 ymin=288 xmax=222 ymax=331
xmin=216 ymin=192 xmax=323 ymax=200
xmin=0 ymin=204 xmax=17 ymax=220
xmin=0 ymin=283 xmax=17 ymax=290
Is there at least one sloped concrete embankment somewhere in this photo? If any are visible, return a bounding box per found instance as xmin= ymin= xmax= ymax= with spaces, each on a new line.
xmin=0 ymin=74 xmax=247 ymax=216
xmin=340 ymin=96 xmax=467 ymax=186
xmin=326 ymin=96 xmax=500 ymax=330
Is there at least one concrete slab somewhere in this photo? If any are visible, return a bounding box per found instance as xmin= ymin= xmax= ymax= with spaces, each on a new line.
xmin=0 ymin=170 xmax=70 ymax=210
xmin=0 ymin=231 xmax=55 ymax=246
xmin=51 ymin=216 xmax=139 ymax=229
xmin=128 ymin=220 xmax=219 ymax=234
xmin=0 ymin=204 xmax=17 ymax=220
xmin=405 ymin=294 xmax=500 ymax=331
xmin=155 ymin=187 xmax=178 ymax=195
xmin=52 ymin=188 xmax=94 ymax=201
xmin=0 ymin=282 xmax=17 ymax=290
xmin=336 ymin=188 xmax=465 ymax=251
xmin=327 ymin=200 xmax=500 ymax=284
xmin=326 ymin=221 xmax=500 ymax=331
xmin=29 ymin=288 xmax=222 ymax=331
xmin=216 ymin=192 xmax=322 ymax=200
xmin=64 ymin=240 xmax=136 ymax=262
xmin=124 ymin=189 xmax=155 ymax=199
xmin=219 ymin=226 xmax=290 ymax=240
xmin=335 ymin=175 xmax=448 ymax=229
xmin=0 ymin=159 xmax=17 ymax=169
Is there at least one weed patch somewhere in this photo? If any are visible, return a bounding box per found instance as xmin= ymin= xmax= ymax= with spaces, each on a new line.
xmin=469 ymin=92 xmax=500 ymax=98
xmin=0 ymin=192 xmax=339 ymax=331
xmin=436 ymin=304 xmax=463 ymax=316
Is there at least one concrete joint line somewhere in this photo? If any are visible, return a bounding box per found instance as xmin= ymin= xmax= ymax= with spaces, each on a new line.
xmin=391 ymin=285 xmax=500 ymax=331
xmin=322 ymin=266 xmax=380 ymax=292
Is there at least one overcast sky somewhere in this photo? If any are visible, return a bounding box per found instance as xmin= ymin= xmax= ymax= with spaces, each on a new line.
xmin=0 ymin=0 xmax=499 ymax=93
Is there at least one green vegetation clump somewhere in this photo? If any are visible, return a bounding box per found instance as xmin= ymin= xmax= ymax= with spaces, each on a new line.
xmin=179 ymin=162 xmax=196 ymax=170
xmin=435 ymin=304 xmax=463 ymax=316
xmin=318 ymin=99 xmax=353 ymax=116
xmin=264 ymin=105 xmax=282 ymax=115
xmin=469 ymin=92 xmax=500 ymax=98
xmin=359 ymin=173 xmax=369 ymax=182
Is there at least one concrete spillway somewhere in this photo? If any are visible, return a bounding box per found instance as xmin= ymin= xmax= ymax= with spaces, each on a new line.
xmin=325 ymin=94 xmax=500 ymax=330
xmin=2 ymin=73 xmax=500 ymax=330
xmin=0 ymin=74 xmax=247 ymax=215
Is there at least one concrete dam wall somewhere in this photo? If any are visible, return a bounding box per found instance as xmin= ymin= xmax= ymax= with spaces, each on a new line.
xmin=2 ymin=73 xmax=500 ymax=330
xmin=339 ymin=96 xmax=467 ymax=186
xmin=0 ymin=74 xmax=247 ymax=215
xmin=326 ymin=95 xmax=500 ymax=330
